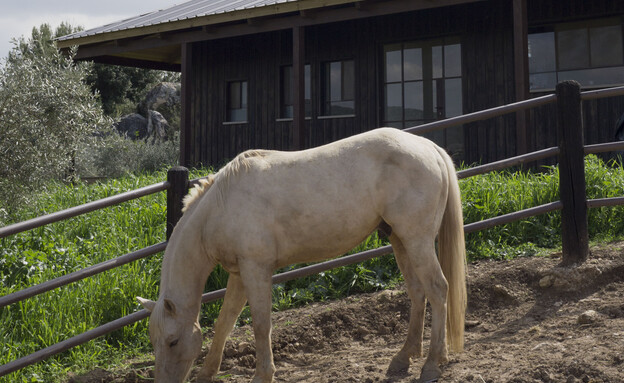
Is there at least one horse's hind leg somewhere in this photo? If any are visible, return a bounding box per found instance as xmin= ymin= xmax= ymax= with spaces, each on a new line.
xmin=388 ymin=234 xmax=426 ymax=374
xmin=395 ymin=234 xmax=449 ymax=382
xmin=197 ymin=273 xmax=247 ymax=383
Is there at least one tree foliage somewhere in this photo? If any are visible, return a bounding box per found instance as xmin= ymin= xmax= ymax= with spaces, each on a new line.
xmin=87 ymin=64 xmax=164 ymax=116
xmin=0 ymin=24 xmax=111 ymax=219
xmin=0 ymin=23 xmax=181 ymax=222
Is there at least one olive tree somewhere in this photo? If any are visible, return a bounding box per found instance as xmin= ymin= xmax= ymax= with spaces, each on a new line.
xmin=0 ymin=27 xmax=111 ymax=220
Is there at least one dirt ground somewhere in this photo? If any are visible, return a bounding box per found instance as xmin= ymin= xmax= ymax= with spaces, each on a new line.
xmin=69 ymin=242 xmax=624 ymax=383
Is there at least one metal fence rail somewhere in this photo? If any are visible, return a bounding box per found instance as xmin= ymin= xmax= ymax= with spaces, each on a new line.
xmin=0 ymin=242 xmax=167 ymax=309
xmin=0 ymin=182 xmax=169 ymax=239
xmin=405 ymin=93 xmax=557 ymax=135
xmin=2 ymin=82 xmax=624 ymax=378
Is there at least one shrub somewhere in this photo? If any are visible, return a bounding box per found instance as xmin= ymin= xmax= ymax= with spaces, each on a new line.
xmin=76 ymin=131 xmax=180 ymax=179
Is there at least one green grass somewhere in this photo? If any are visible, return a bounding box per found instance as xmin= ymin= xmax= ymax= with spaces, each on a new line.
xmin=461 ymin=155 xmax=624 ymax=260
xmin=0 ymin=169 xmax=209 ymax=382
xmin=1 ymin=155 xmax=624 ymax=382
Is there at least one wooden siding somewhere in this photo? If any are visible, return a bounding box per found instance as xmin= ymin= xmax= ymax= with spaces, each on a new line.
xmin=185 ymin=0 xmax=624 ymax=168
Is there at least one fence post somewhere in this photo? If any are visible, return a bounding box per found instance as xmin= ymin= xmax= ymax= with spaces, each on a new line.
xmin=166 ymin=166 xmax=189 ymax=240
xmin=556 ymin=80 xmax=589 ymax=265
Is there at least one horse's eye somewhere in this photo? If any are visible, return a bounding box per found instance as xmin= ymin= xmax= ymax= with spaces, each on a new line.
xmin=169 ymin=339 xmax=179 ymax=348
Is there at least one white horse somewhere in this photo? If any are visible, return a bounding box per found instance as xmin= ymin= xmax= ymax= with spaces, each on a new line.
xmin=137 ymin=127 xmax=466 ymax=383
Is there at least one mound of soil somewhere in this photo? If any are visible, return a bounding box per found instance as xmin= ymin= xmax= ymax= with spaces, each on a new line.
xmin=69 ymin=242 xmax=624 ymax=383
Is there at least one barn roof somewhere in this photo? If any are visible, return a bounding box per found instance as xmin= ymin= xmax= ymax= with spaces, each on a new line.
xmin=57 ymin=0 xmax=354 ymax=45
xmin=56 ymin=0 xmax=482 ymax=71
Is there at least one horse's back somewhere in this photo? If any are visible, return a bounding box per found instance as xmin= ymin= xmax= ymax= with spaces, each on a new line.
xmin=208 ymin=128 xmax=450 ymax=265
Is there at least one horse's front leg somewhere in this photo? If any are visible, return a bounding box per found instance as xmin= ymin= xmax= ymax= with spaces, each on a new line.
xmin=197 ymin=273 xmax=247 ymax=382
xmin=239 ymin=263 xmax=275 ymax=383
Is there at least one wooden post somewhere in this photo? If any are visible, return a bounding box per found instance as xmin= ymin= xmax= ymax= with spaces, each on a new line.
xmin=556 ymin=81 xmax=589 ymax=265
xmin=292 ymin=26 xmax=306 ymax=150
xmin=166 ymin=166 xmax=189 ymax=239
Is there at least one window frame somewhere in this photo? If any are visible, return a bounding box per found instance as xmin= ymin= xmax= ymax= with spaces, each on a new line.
xmin=381 ymin=37 xmax=463 ymax=128
xmin=380 ymin=37 xmax=464 ymax=160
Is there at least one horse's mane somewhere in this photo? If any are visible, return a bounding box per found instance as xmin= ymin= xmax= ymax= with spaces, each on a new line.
xmin=182 ymin=149 xmax=269 ymax=212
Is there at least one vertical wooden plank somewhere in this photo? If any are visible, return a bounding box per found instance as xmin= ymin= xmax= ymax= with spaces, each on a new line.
xmin=194 ymin=43 xmax=203 ymax=166
xmin=180 ymin=43 xmax=194 ymax=167
xmin=513 ymin=0 xmax=529 ymax=156
xmin=556 ymin=81 xmax=589 ymax=266
xmin=166 ymin=166 xmax=189 ymax=239
xmin=293 ymin=26 xmax=306 ymax=150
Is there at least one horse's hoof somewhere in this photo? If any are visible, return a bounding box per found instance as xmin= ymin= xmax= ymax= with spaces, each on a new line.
xmin=250 ymin=375 xmax=274 ymax=383
xmin=196 ymin=376 xmax=215 ymax=383
xmin=418 ymin=362 xmax=441 ymax=383
xmin=196 ymin=372 xmax=217 ymax=383
xmin=386 ymin=355 xmax=410 ymax=375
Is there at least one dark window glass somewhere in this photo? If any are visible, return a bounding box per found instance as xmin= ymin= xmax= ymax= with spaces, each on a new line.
xmin=558 ymin=28 xmax=589 ymax=70
xmin=590 ymin=25 xmax=624 ymax=67
xmin=529 ymin=20 xmax=624 ymax=91
xmin=444 ymin=44 xmax=462 ymax=78
xmin=385 ymin=46 xmax=402 ymax=82
xmin=227 ymin=81 xmax=248 ymax=122
xmin=528 ymin=32 xmax=556 ymax=73
xmin=403 ymin=81 xmax=423 ymax=120
xmin=404 ymin=46 xmax=423 ymax=81
xmin=281 ymin=65 xmax=311 ymax=119
xmin=385 ymin=83 xmax=403 ymax=121
xmin=281 ymin=66 xmax=293 ymax=118
xmin=322 ymin=60 xmax=355 ymax=116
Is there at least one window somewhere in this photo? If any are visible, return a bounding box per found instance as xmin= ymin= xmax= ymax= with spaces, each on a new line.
xmin=226 ymin=80 xmax=248 ymax=122
xmin=529 ymin=19 xmax=624 ymax=91
xmin=280 ymin=65 xmax=311 ymax=119
xmin=382 ymin=39 xmax=463 ymax=157
xmin=321 ymin=60 xmax=355 ymax=116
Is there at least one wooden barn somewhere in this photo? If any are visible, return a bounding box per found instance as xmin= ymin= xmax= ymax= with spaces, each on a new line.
xmin=57 ymin=0 xmax=624 ymax=167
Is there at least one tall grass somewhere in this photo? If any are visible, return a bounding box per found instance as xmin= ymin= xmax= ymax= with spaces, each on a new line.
xmin=1 ymin=155 xmax=624 ymax=381
xmin=461 ymin=155 xmax=624 ymax=259
xmin=460 ymin=164 xmax=561 ymax=259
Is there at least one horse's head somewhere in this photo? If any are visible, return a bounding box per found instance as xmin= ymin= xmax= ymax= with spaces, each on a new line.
xmin=137 ymin=297 xmax=203 ymax=382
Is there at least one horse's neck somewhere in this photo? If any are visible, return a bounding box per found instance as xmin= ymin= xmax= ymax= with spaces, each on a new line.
xmin=160 ymin=225 xmax=212 ymax=315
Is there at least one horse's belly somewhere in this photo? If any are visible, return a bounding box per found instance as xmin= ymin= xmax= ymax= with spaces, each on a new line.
xmin=273 ymin=209 xmax=380 ymax=267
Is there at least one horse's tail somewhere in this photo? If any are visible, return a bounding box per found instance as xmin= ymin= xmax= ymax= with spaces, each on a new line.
xmin=436 ymin=148 xmax=467 ymax=353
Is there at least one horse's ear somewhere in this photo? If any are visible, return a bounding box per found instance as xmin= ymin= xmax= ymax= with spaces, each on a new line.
xmin=163 ymin=298 xmax=177 ymax=316
xmin=137 ymin=297 xmax=156 ymax=313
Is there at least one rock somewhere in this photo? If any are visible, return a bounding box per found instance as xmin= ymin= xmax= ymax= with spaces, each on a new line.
xmin=114 ymin=113 xmax=147 ymax=140
xmin=539 ymin=274 xmax=556 ymax=288
xmin=237 ymin=341 xmax=253 ymax=355
xmin=492 ymin=284 xmax=517 ymax=302
xmin=111 ymin=82 xmax=180 ymax=143
xmin=539 ymin=265 xmax=603 ymax=291
xmin=376 ymin=289 xmax=401 ymax=303
xmin=139 ymin=82 xmax=181 ymax=124
xmin=147 ymin=110 xmax=172 ymax=142
xmin=224 ymin=343 xmax=237 ymax=357
xmin=577 ymin=310 xmax=600 ymax=325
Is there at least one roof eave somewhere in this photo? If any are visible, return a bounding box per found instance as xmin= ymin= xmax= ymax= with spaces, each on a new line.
xmin=57 ymin=0 xmax=360 ymax=50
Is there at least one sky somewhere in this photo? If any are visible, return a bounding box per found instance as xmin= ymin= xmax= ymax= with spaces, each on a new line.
xmin=0 ymin=1 xmax=179 ymax=60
